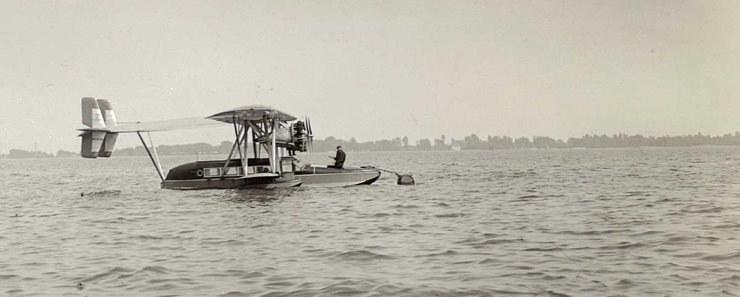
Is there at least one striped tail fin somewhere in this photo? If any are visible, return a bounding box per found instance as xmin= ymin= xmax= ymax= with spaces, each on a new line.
xmin=96 ymin=99 xmax=118 ymax=157
xmin=79 ymin=97 xmax=119 ymax=158
xmin=80 ymin=131 xmax=107 ymax=158
xmin=81 ymin=97 xmax=106 ymax=129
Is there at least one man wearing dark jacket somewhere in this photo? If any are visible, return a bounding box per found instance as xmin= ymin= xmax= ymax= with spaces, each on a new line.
xmin=329 ymin=146 xmax=346 ymax=169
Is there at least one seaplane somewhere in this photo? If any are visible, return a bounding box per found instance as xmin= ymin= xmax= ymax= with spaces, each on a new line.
xmin=78 ymin=97 xmax=382 ymax=189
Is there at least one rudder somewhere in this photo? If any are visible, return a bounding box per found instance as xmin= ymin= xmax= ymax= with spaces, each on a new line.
xmin=80 ymin=131 xmax=107 ymax=158
xmin=97 ymin=99 xmax=118 ymax=128
xmin=81 ymin=97 xmax=106 ymax=129
xmin=97 ymin=132 xmax=118 ymax=157
xmin=80 ymin=97 xmax=117 ymax=158
xmin=96 ymin=99 xmax=118 ymax=157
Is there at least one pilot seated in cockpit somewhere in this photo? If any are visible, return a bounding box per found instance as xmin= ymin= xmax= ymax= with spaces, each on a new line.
xmin=328 ymin=146 xmax=345 ymax=169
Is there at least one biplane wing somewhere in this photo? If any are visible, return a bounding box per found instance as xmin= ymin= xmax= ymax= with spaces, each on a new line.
xmin=207 ymin=105 xmax=297 ymax=123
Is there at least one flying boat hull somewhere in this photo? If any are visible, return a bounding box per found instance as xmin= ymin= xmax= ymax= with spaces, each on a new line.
xmin=160 ymin=159 xmax=299 ymax=190
xmin=160 ymin=159 xmax=380 ymax=190
xmin=162 ymin=176 xmax=302 ymax=190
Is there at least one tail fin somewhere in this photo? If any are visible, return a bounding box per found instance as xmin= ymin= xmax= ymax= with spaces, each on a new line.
xmin=97 ymin=99 xmax=118 ymax=128
xmin=81 ymin=97 xmax=106 ymax=129
xmin=96 ymin=99 xmax=118 ymax=157
xmin=80 ymin=131 xmax=107 ymax=158
xmin=97 ymin=132 xmax=118 ymax=158
xmin=80 ymin=97 xmax=119 ymax=158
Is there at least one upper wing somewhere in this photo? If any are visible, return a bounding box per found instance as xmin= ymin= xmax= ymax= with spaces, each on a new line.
xmin=207 ymin=105 xmax=297 ymax=123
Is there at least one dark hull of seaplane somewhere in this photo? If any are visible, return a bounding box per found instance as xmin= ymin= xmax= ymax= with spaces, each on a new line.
xmin=161 ymin=177 xmax=301 ymax=190
xmin=161 ymin=159 xmax=301 ymax=190
xmin=160 ymin=159 xmax=379 ymax=190
xmin=295 ymin=166 xmax=381 ymax=187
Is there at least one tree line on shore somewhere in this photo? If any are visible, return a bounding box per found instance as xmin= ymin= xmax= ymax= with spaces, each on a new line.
xmin=314 ymin=132 xmax=740 ymax=151
xmin=4 ymin=132 xmax=740 ymax=158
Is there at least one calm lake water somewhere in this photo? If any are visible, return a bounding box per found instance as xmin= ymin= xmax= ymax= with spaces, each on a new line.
xmin=1 ymin=147 xmax=740 ymax=296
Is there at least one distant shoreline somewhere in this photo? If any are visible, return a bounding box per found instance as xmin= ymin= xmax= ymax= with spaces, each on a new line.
xmin=5 ymin=132 xmax=740 ymax=159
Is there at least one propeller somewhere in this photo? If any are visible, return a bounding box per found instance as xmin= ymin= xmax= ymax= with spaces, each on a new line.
xmin=305 ymin=116 xmax=314 ymax=148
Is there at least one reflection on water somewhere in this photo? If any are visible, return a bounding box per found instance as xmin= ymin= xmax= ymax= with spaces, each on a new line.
xmin=1 ymin=147 xmax=740 ymax=296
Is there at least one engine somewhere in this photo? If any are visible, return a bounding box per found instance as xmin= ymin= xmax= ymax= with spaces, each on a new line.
xmin=291 ymin=121 xmax=309 ymax=152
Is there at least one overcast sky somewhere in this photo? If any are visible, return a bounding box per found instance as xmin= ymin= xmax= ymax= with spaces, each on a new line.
xmin=1 ymin=0 xmax=739 ymax=153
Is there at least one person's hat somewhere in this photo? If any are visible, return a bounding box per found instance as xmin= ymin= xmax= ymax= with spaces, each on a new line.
xmin=337 ymin=145 xmax=342 ymax=149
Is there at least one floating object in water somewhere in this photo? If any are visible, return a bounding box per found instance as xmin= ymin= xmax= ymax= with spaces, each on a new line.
xmin=77 ymin=283 xmax=84 ymax=291
xmin=377 ymin=168 xmax=415 ymax=185
xmin=397 ymin=174 xmax=415 ymax=185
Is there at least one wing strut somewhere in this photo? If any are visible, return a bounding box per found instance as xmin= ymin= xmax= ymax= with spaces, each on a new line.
xmin=271 ymin=118 xmax=278 ymax=173
xmin=137 ymin=132 xmax=165 ymax=182
xmin=242 ymin=120 xmax=249 ymax=178
xmin=220 ymin=120 xmax=244 ymax=178
xmin=233 ymin=115 xmax=243 ymax=161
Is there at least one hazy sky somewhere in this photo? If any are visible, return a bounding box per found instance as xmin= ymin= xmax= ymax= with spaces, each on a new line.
xmin=1 ymin=0 xmax=739 ymax=153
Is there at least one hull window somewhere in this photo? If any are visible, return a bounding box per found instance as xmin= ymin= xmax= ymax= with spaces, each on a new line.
xmin=203 ymin=167 xmax=243 ymax=178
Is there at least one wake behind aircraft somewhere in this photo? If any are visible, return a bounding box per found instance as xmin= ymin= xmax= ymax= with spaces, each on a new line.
xmin=78 ymin=97 xmax=382 ymax=189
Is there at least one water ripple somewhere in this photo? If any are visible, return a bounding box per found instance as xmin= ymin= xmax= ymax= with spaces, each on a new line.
xmin=3 ymin=149 xmax=740 ymax=296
